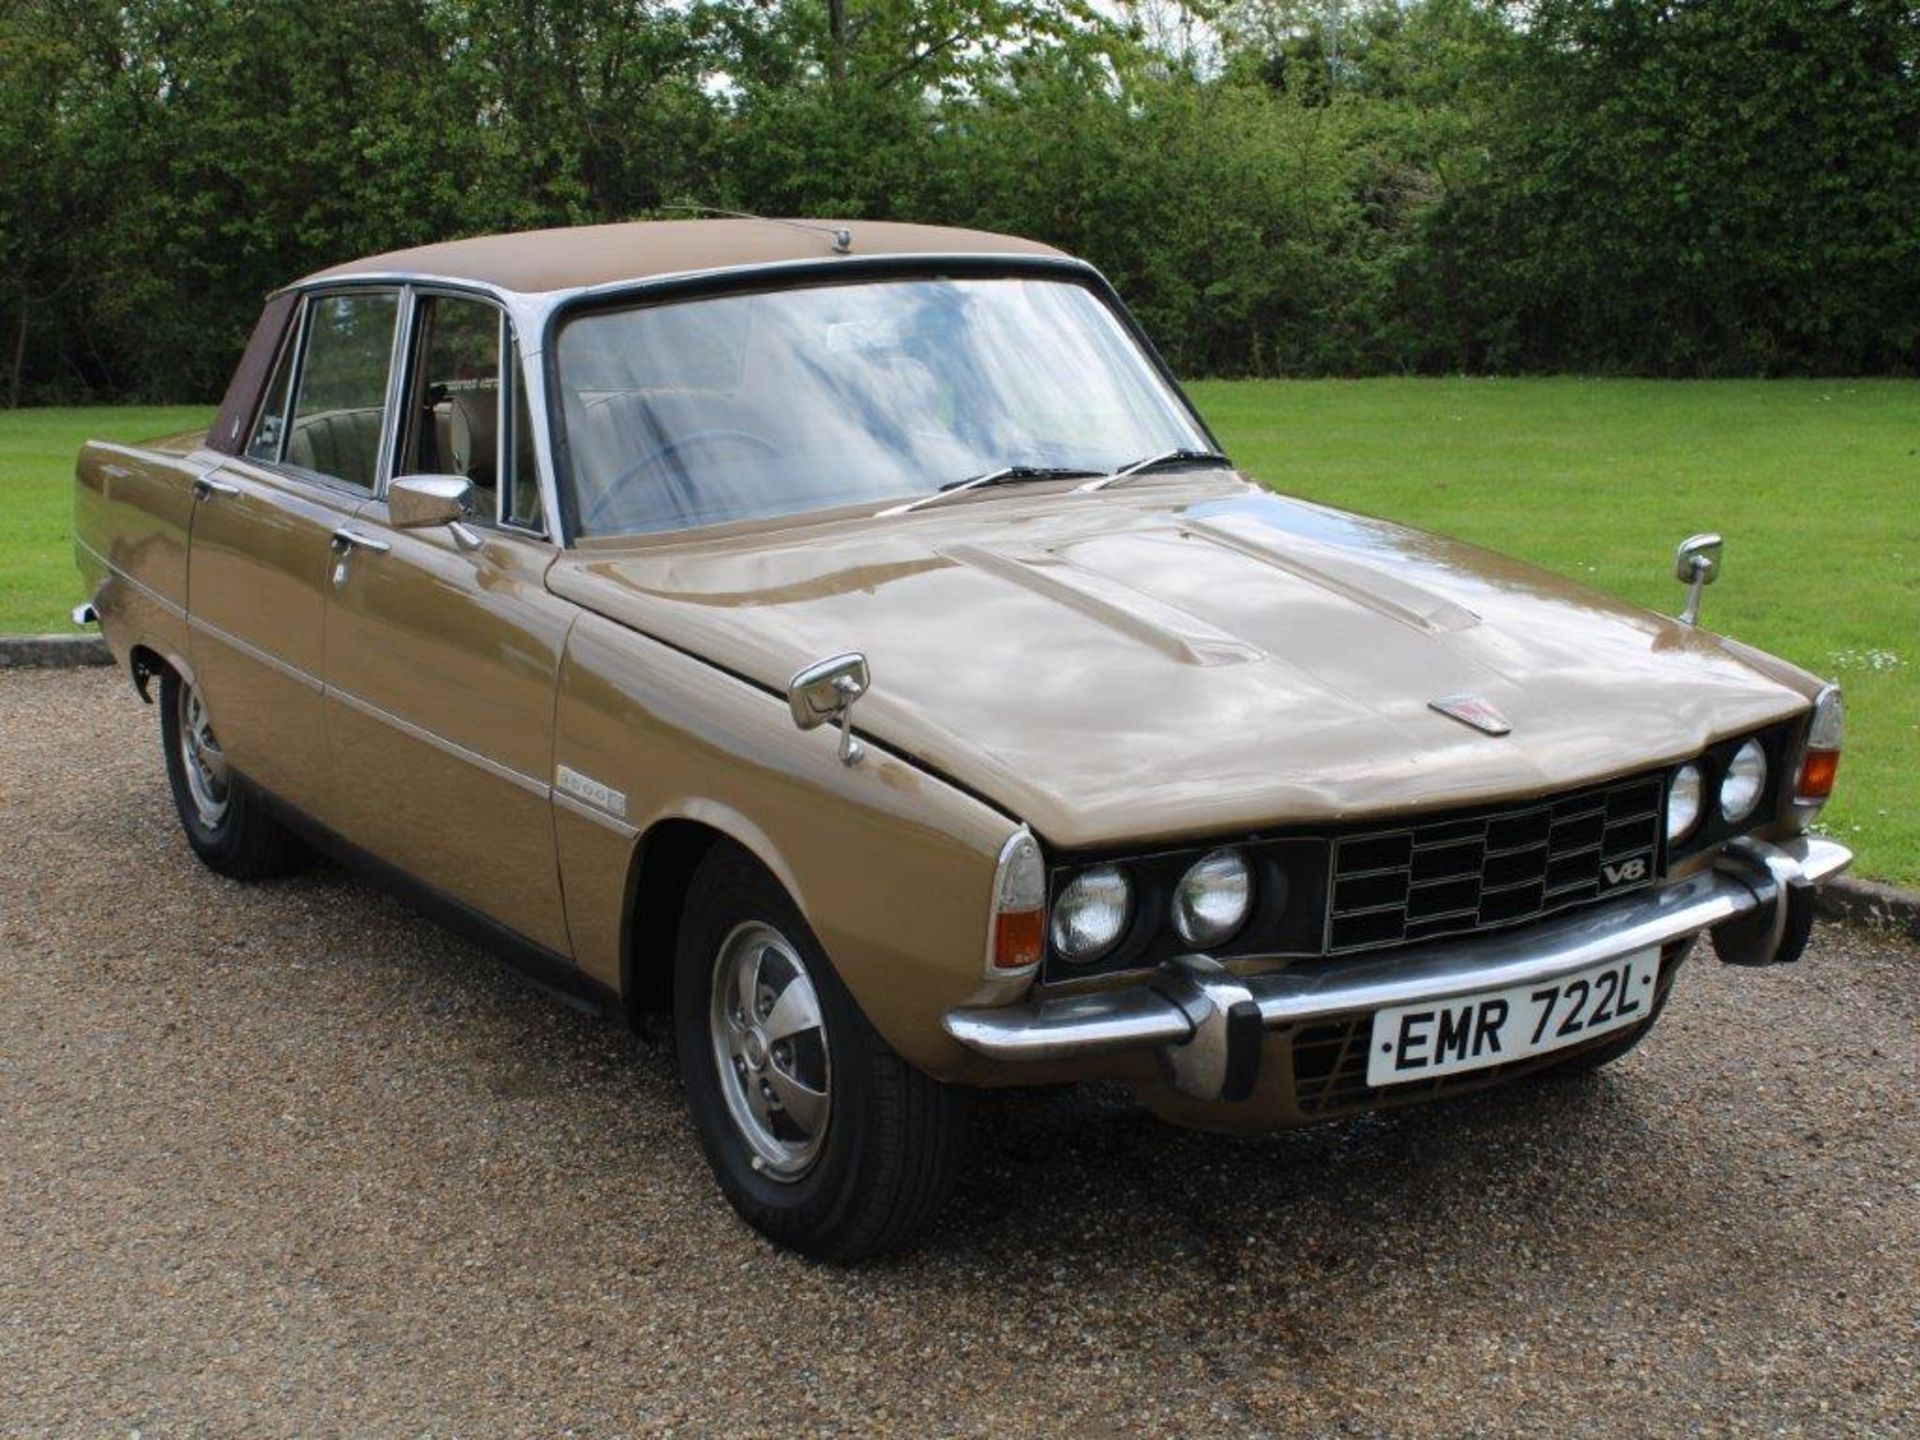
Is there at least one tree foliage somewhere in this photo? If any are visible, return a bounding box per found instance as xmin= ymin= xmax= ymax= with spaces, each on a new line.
xmin=1 ymin=0 xmax=1914 ymax=403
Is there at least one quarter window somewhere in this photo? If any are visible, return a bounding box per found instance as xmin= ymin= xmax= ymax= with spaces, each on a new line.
xmin=285 ymin=291 xmax=399 ymax=491
xmin=245 ymin=316 xmax=299 ymax=463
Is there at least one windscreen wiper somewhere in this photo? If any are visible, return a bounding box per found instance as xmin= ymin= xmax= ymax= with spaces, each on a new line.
xmin=876 ymin=465 xmax=1098 ymax=517
xmin=1075 ymin=448 xmax=1233 ymax=493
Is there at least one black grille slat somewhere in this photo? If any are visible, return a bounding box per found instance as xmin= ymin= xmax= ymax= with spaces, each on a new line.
xmin=1551 ymin=813 xmax=1607 ymax=849
xmin=1326 ymin=774 xmax=1663 ymax=955
xmin=1483 ymin=846 xmax=1548 ymax=887
xmin=1603 ymin=816 xmax=1658 ymax=856
xmin=1411 ymin=840 xmax=1483 ymax=882
xmin=1334 ymin=871 xmax=1410 ymax=911
xmin=1485 ymin=810 xmax=1550 ymax=851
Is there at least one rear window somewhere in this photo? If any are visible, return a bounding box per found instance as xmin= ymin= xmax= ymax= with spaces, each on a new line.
xmin=284 ymin=292 xmax=400 ymax=491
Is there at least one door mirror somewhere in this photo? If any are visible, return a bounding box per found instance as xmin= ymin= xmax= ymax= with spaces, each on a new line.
xmin=1673 ymin=532 xmax=1722 ymax=586
xmin=389 ymin=474 xmax=475 ymax=530
xmin=1673 ymin=532 xmax=1723 ymax=626
xmin=787 ymin=652 xmax=870 ymax=766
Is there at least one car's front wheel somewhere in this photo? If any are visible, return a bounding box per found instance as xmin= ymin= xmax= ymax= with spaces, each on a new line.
xmin=673 ymin=842 xmax=969 ymax=1261
xmin=158 ymin=668 xmax=305 ymax=880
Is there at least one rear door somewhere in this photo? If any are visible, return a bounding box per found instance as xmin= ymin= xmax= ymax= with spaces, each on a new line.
xmin=319 ymin=290 xmax=574 ymax=955
xmin=188 ymin=288 xmax=402 ymax=815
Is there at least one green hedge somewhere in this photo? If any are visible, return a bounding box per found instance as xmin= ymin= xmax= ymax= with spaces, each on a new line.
xmin=3 ymin=0 xmax=1914 ymax=404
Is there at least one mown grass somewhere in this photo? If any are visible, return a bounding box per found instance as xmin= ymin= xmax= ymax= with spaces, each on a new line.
xmin=1193 ymin=377 xmax=1918 ymax=887
xmin=0 ymin=406 xmax=214 ymax=640
xmin=2 ymin=383 xmax=1914 ymax=883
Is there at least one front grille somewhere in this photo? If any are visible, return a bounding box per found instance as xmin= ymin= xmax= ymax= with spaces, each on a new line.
xmin=1325 ymin=772 xmax=1664 ymax=955
xmin=1290 ymin=939 xmax=1691 ymax=1116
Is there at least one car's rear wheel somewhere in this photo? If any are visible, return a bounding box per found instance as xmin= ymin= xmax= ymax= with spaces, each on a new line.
xmin=158 ymin=668 xmax=306 ymax=880
xmin=673 ymin=842 xmax=969 ymax=1261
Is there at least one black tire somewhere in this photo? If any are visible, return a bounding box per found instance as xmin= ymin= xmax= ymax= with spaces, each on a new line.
xmin=158 ymin=668 xmax=306 ymax=881
xmin=673 ymin=842 xmax=969 ymax=1262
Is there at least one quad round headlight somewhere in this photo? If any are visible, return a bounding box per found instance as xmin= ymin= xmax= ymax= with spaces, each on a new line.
xmin=1666 ymin=763 xmax=1704 ymax=842
xmin=1050 ymin=864 xmax=1132 ymax=963
xmin=1171 ymin=848 xmax=1253 ymax=949
xmin=1719 ymin=739 xmax=1768 ymax=823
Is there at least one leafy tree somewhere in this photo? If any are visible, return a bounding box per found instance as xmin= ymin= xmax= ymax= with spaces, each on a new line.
xmin=1 ymin=0 xmax=1913 ymax=401
xmin=1415 ymin=0 xmax=1920 ymax=374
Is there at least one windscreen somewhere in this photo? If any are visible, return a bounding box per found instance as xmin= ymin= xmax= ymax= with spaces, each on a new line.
xmin=555 ymin=276 xmax=1209 ymax=536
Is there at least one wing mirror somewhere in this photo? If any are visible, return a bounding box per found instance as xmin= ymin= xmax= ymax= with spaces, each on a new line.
xmin=788 ymin=652 xmax=870 ymax=767
xmin=1672 ymin=532 xmax=1723 ymax=626
xmin=390 ymin=474 xmax=482 ymax=550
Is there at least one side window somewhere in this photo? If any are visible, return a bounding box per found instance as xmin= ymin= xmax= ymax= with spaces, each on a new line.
xmin=505 ymin=339 xmax=543 ymax=532
xmin=404 ymin=296 xmax=503 ymax=517
xmin=286 ymin=292 xmax=399 ymax=491
xmin=245 ymin=313 xmax=300 ymax=463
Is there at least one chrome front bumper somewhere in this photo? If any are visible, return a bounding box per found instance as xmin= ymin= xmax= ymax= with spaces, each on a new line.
xmin=944 ymin=835 xmax=1853 ymax=1101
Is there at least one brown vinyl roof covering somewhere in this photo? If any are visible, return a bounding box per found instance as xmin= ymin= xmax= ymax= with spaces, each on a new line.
xmin=298 ymin=218 xmax=1067 ymax=296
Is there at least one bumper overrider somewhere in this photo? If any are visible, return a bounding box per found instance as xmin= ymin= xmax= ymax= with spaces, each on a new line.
xmin=944 ymin=835 xmax=1852 ymax=1103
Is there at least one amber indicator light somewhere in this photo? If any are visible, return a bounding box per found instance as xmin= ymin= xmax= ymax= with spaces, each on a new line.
xmin=1797 ymin=749 xmax=1841 ymax=801
xmin=993 ymin=908 xmax=1046 ymax=970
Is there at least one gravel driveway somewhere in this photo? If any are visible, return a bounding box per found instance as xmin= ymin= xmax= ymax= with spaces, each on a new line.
xmin=2 ymin=667 xmax=1916 ymax=1437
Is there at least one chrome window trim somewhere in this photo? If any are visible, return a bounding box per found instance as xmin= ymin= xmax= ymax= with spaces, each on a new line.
xmin=275 ymin=249 xmax=1196 ymax=551
xmin=239 ymin=445 xmax=398 ymax=509
xmin=385 ymin=286 xmax=550 ymax=538
xmin=499 ymin=320 xmax=549 ymax=538
xmin=540 ymin=255 xmax=1211 ymax=546
xmin=373 ymin=284 xmax=416 ymax=496
xmin=495 ymin=310 xmax=511 ymax=528
xmin=281 ymin=274 xmax=564 ymax=544
xmin=295 ymin=252 xmax=1106 ymax=315
xmin=551 ymin=250 xmax=1107 ymax=308
xmin=244 ymin=293 xmax=308 ymax=466
xmin=260 ymin=283 xmax=406 ymax=498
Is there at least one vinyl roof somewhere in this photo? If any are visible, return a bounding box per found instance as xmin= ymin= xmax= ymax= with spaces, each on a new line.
xmin=299 ymin=218 xmax=1067 ymax=295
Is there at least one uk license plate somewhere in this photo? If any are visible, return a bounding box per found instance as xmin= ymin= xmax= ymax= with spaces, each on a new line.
xmin=1365 ymin=949 xmax=1662 ymax=1088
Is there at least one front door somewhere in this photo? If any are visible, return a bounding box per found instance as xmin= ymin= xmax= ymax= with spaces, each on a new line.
xmin=320 ymin=292 xmax=573 ymax=955
xmin=187 ymin=288 xmax=400 ymax=816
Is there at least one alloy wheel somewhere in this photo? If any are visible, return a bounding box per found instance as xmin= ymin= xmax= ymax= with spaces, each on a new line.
xmin=176 ymin=680 xmax=231 ymax=827
xmin=707 ymin=920 xmax=832 ymax=1180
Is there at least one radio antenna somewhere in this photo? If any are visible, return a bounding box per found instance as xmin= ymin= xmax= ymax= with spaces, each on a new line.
xmin=658 ymin=204 xmax=852 ymax=256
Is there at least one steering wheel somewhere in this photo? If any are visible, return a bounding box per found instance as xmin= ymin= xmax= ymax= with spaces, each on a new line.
xmin=582 ymin=429 xmax=780 ymax=532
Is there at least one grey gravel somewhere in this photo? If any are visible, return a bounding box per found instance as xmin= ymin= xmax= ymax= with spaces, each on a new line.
xmin=3 ymin=666 xmax=1917 ymax=1437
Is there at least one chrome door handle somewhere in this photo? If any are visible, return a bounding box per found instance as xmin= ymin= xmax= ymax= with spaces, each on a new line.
xmin=329 ymin=528 xmax=391 ymax=555
xmin=193 ymin=475 xmax=241 ymax=499
xmin=329 ymin=527 xmax=391 ymax=590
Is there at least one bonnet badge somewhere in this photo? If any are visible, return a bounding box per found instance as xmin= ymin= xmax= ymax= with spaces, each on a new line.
xmin=1429 ymin=694 xmax=1512 ymax=736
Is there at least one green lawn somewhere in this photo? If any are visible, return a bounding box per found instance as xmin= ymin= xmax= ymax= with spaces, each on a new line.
xmin=1191 ymin=377 xmax=1918 ymax=887
xmin=3 ymin=383 xmax=1915 ymax=884
xmin=0 ymin=406 xmax=214 ymax=639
